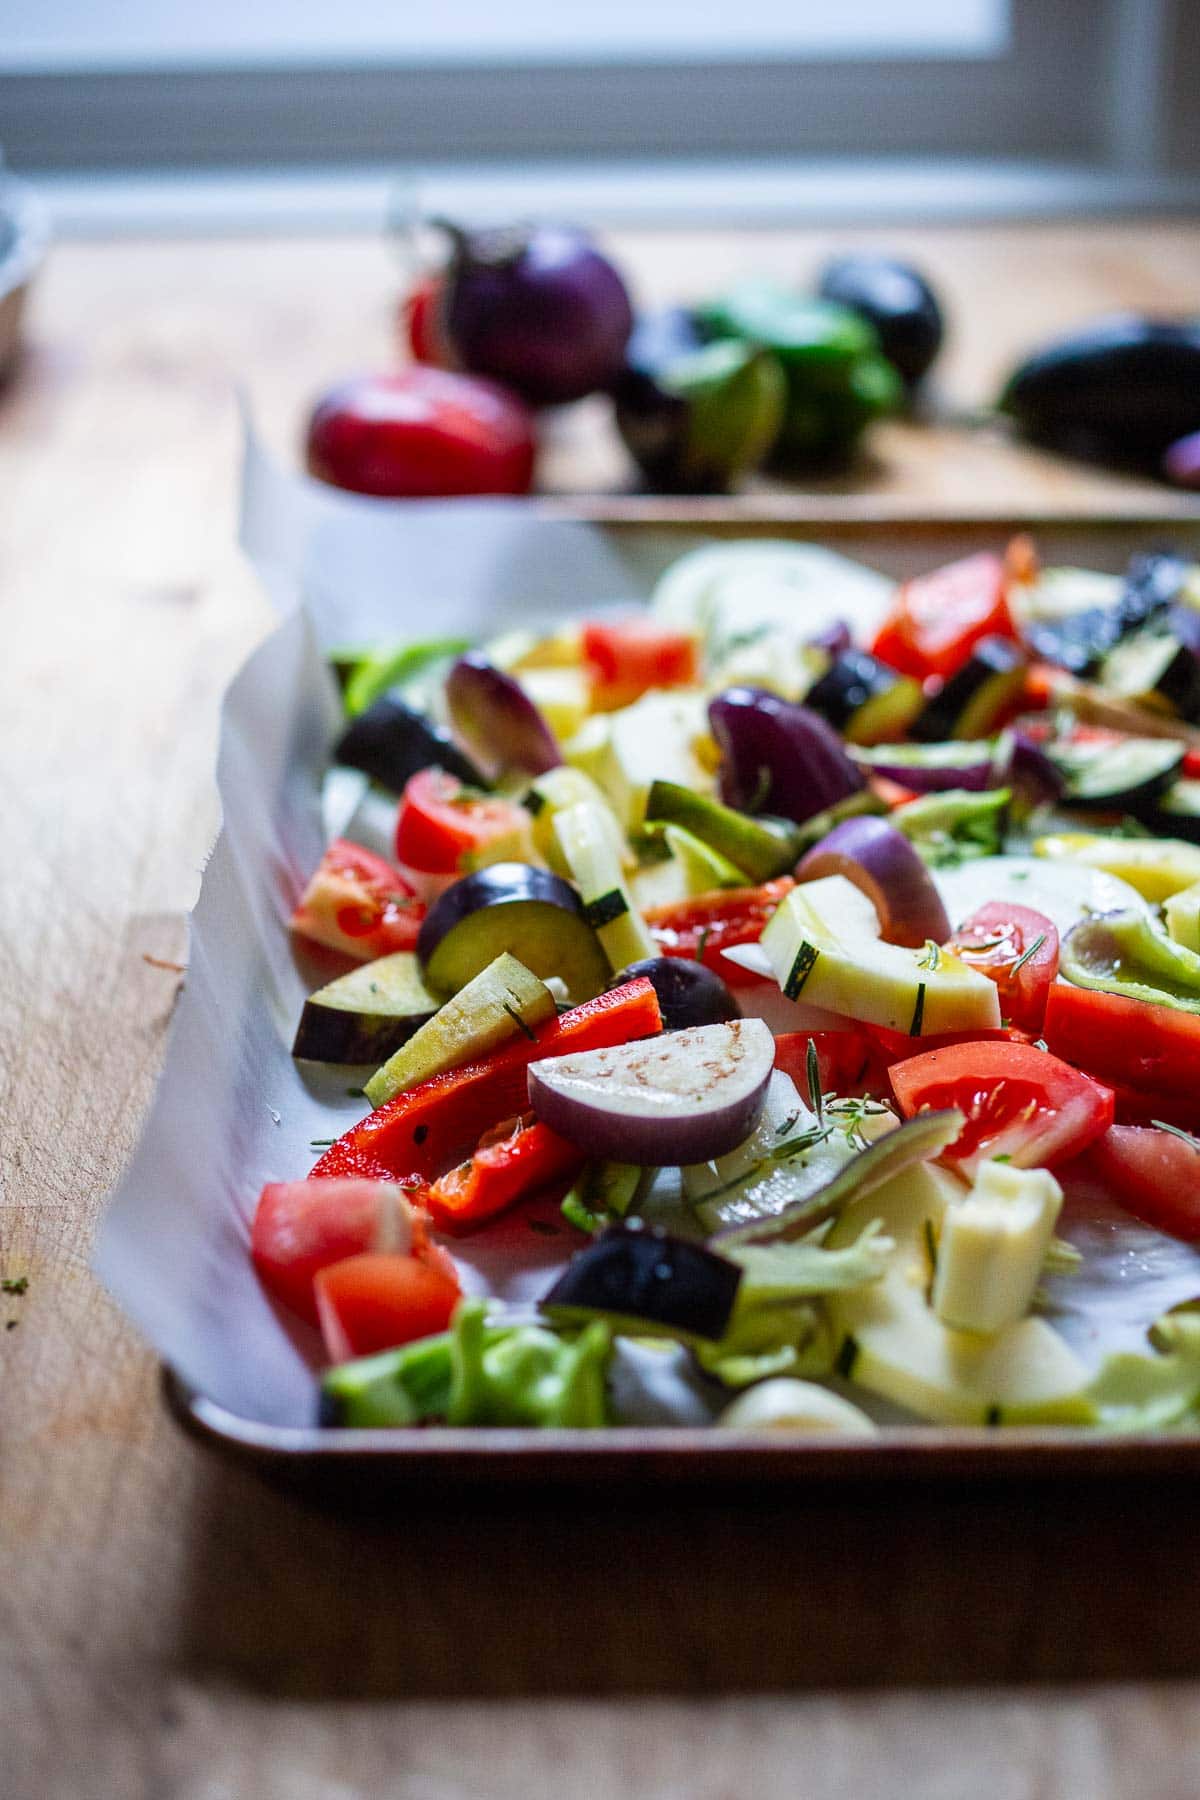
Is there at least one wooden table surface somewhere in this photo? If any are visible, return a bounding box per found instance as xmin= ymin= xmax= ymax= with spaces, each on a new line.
xmin=5 ymin=221 xmax=1200 ymax=1800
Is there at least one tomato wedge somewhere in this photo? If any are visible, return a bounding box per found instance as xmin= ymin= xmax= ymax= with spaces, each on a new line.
xmin=291 ymin=838 xmax=424 ymax=961
xmin=251 ymin=1177 xmax=455 ymax=1326
xmin=644 ymin=879 xmax=794 ymax=983
xmin=582 ymin=618 xmax=701 ymax=711
xmin=870 ymin=552 xmax=1015 ymax=681
xmin=1083 ymin=1124 xmax=1200 ymax=1242
xmin=773 ymin=1030 xmax=876 ymax=1099
xmin=943 ymin=902 xmax=1059 ymax=1034
xmin=1043 ymin=984 xmax=1200 ymax=1130
xmin=395 ymin=768 xmax=529 ymax=876
xmin=314 ymin=1252 xmax=462 ymax=1362
xmin=889 ymin=1040 xmax=1114 ymax=1174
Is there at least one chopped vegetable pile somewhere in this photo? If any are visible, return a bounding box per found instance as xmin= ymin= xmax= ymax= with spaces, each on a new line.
xmin=262 ymin=536 xmax=1200 ymax=1435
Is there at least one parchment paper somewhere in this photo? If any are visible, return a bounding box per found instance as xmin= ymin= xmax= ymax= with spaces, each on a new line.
xmin=94 ymin=426 xmax=1200 ymax=1428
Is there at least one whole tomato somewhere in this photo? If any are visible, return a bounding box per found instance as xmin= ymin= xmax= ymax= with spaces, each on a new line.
xmin=305 ymin=367 xmax=536 ymax=498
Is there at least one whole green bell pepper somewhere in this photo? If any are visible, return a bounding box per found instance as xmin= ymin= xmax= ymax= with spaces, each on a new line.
xmin=696 ymin=282 xmax=903 ymax=465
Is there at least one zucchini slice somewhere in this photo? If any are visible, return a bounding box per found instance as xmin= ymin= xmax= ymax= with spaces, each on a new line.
xmin=552 ymin=802 xmax=657 ymax=973
xmin=292 ymin=952 xmax=440 ymax=1064
xmin=911 ymin=636 xmax=1026 ymax=743
xmin=364 ymin=951 xmax=556 ymax=1108
xmin=1052 ymin=736 xmax=1185 ymax=809
xmin=804 ymin=651 xmax=923 ymax=746
xmin=1100 ymin=631 xmax=1200 ymax=723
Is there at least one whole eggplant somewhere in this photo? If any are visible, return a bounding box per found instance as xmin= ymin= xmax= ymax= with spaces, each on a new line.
xmin=816 ymin=254 xmax=944 ymax=389
xmin=613 ymin=308 xmax=786 ymax=493
xmin=1000 ymin=316 xmax=1200 ymax=469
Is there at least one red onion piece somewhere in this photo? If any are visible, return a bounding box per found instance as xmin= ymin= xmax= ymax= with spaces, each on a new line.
xmin=993 ymin=729 xmax=1065 ymax=811
xmin=852 ymin=745 xmax=997 ymax=793
xmin=796 ymin=816 xmax=950 ymax=948
xmin=445 ymin=653 xmax=563 ymax=777
xmin=708 ymin=686 xmax=865 ymax=826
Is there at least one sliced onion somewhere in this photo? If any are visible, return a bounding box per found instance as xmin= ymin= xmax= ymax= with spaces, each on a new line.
xmin=795 ymin=816 xmax=950 ymax=948
xmin=992 ymin=728 xmax=1065 ymax=811
xmin=805 ymin=618 xmax=852 ymax=659
xmin=851 ymin=741 xmax=997 ymax=794
xmin=708 ymin=687 xmax=865 ymax=826
xmin=527 ymin=1018 xmax=775 ymax=1165
xmin=445 ymin=653 xmax=563 ymax=778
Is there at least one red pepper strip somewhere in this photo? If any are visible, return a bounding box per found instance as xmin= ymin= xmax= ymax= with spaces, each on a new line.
xmin=310 ymin=977 xmax=662 ymax=1183
xmin=427 ymin=1116 xmax=585 ymax=1230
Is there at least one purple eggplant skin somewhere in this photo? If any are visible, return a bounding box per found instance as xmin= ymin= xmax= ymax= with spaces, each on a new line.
xmin=708 ymin=686 xmax=865 ymax=826
xmin=610 ymin=957 xmax=740 ymax=1032
xmin=1000 ymin=317 xmax=1200 ymax=470
xmin=543 ymin=1220 xmax=742 ymax=1342
xmin=817 ymin=255 xmax=944 ymax=389
xmin=336 ymin=695 xmax=486 ymax=794
xmin=1165 ymin=430 xmax=1200 ymax=489
xmin=438 ymin=221 xmax=634 ymax=406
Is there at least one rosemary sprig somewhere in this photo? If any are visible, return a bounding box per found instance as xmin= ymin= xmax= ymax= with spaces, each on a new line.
xmin=917 ymin=939 xmax=941 ymax=971
xmin=1152 ymin=1119 xmax=1200 ymax=1151
xmin=1008 ymin=931 xmax=1047 ymax=976
xmin=806 ymin=1037 xmax=823 ymax=1123
xmin=503 ymin=1001 xmax=538 ymax=1042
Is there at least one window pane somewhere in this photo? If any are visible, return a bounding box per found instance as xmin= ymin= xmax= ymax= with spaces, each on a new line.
xmin=5 ymin=0 xmax=1010 ymax=73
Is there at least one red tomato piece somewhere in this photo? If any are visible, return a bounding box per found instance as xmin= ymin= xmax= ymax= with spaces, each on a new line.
xmin=402 ymin=273 xmax=450 ymax=366
xmin=773 ymin=1030 xmax=876 ymax=1099
xmin=943 ymin=903 xmax=1059 ymax=1034
xmin=1084 ymin=1125 xmax=1200 ymax=1242
xmin=1043 ymin=984 xmax=1200 ymax=1127
xmin=305 ymin=367 xmax=535 ymax=499
xmin=870 ymin=553 xmax=1015 ymax=681
xmin=252 ymin=1177 xmax=452 ymax=1326
xmin=644 ymin=879 xmax=794 ymax=983
xmin=889 ymin=1040 xmax=1114 ymax=1175
xmin=1183 ymin=748 xmax=1200 ymax=781
xmin=291 ymin=837 xmax=424 ymax=962
xmin=581 ymin=618 xmax=701 ymax=711
xmin=394 ymin=767 xmax=529 ymax=876
xmin=314 ymin=1252 xmax=461 ymax=1362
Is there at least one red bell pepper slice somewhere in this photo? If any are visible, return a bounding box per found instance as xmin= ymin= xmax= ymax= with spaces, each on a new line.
xmin=870 ymin=552 xmax=1015 ymax=682
xmin=310 ymin=977 xmax=662 ymax=1183
xmin=427 ymin=1115 xmax=585 ymax=1230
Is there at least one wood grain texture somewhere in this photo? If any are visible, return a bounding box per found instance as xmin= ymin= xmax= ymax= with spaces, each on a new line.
xmin=3 ymin=222 xmax=1200 ymax=1800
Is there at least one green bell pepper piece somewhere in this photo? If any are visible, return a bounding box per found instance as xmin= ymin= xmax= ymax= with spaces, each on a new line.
xmin=1061 ymin=907 xmax=1200 ymax=1012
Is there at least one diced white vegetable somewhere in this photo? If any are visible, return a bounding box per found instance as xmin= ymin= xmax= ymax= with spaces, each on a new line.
xmin=552 ymin=801 xmax=655 ymax=973
xmin=826 ymin=1162 xmax=1090 ymax=1425
xmin=718 ymin=1379 xmax=878 ymax=1435
xmin=932 ymin=1161 xmax=1064 ymax=1335
xmin=527 ymin=1018 xmax=775 ymax=1165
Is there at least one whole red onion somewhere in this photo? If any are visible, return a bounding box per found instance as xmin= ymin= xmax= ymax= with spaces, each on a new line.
xmin=438 ymin=220 xmax=634 ymax=406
